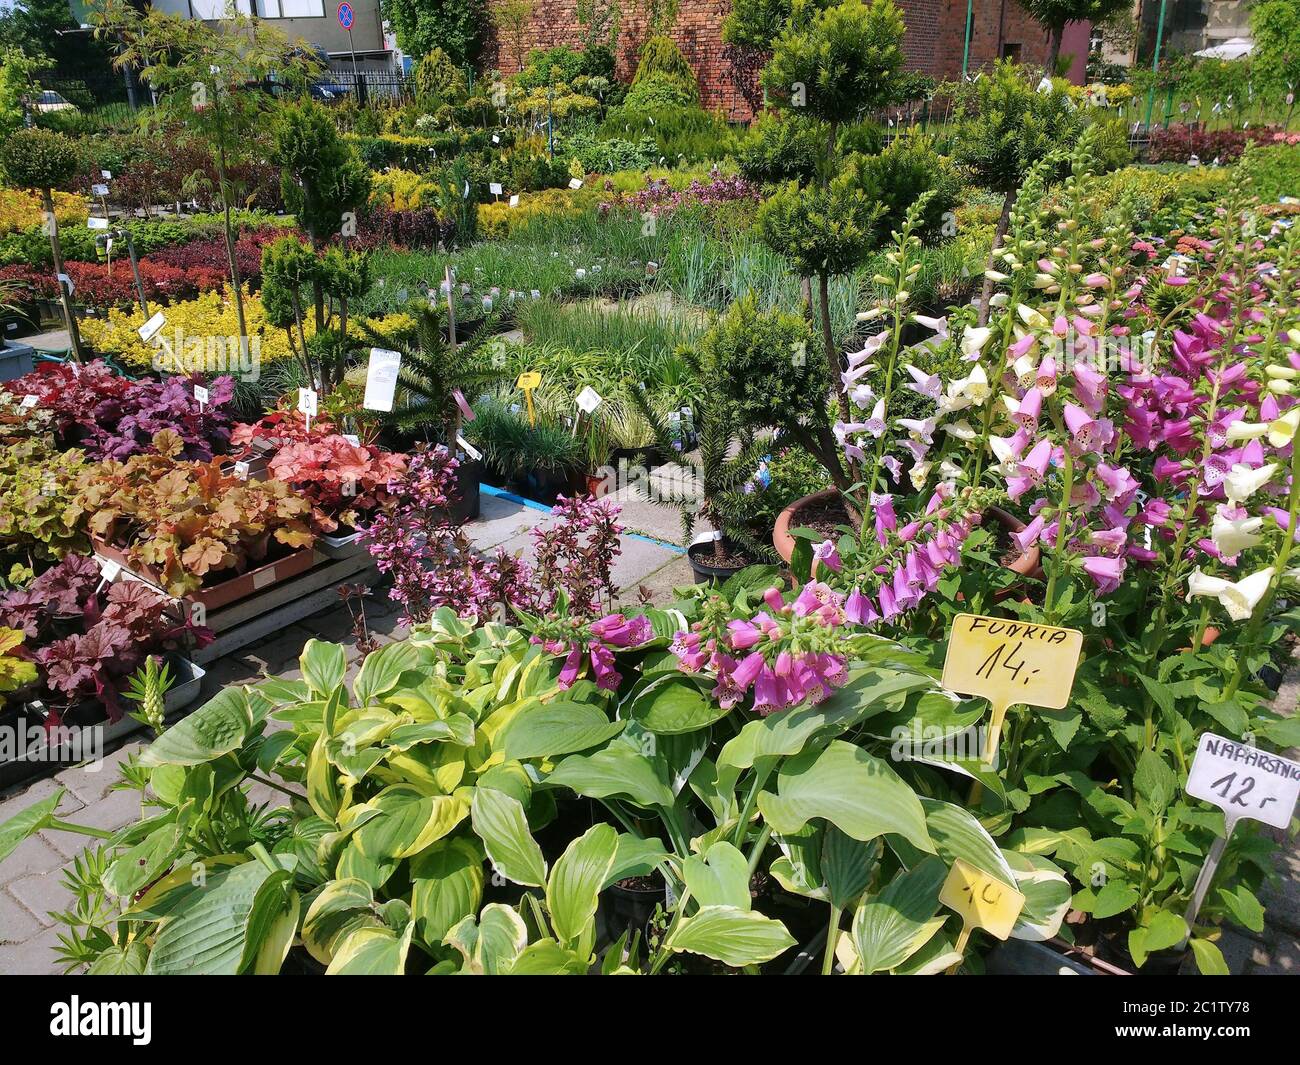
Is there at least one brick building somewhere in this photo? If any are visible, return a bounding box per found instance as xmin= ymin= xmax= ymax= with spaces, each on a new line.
xmin=484 ymin=0 xmax=1090 ymax=121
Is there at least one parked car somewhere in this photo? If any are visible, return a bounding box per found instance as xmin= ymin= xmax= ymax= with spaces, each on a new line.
xmin=31 ymin=90 xmax=77 ymax=114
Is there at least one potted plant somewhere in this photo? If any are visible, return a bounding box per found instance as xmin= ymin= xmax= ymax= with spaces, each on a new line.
xmin=75 ymin=431 xmax=316 ymax=609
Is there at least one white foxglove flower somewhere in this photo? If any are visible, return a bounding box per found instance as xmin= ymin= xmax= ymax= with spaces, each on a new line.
xmin=1225 ymin=420 xmax=1269 ymax=442
xmin=1187 ymin=566 xmax=1274 ymax=621
xmin=1224 ymin=462 xmax=1278 ymax=503
xmin=959 ymin=326 xmax=992 ymax=360
xmin=1267 ymin=408 xmax=1300 ymax=447
xmin=943 ymin=419 xmax=977 ymax=441
xmin=1211 ymin=512 xmax=1264 ymax=557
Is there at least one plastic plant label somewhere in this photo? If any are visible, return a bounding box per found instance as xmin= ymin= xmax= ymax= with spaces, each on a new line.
xmin=576 ymin=386 xmax=603 ymax=414
xmin=232 ymin=460 xmax=250 ymax=480
xmin=530 ymin=289 xmax=540 ymax=299
xmin=138 ymin=310 xmax=166 ymax=342
xmin=569 ymin=178 xmax=583 ymax=190
xmin=20 ymin=394 xmax=38 ymax=408
xmin=99 ymin=558 xmax=122 ymax=582
xmin=91 ymin=183 xmax=109 ymax=197
xmin=492 ymin=134 xmax=500 ymax=144
xmin=56 ymin=272 xmax=73 ymax=296
xmin=489 ymin=182 xmax=503 ymax=195
xmin=941 ymin=613 xmax=1082 ymax=713
xmin=193 ymin=384 xmax=209 ymax=406
xmin=298 ymin=387 xmax=318 ymax=417
xmin=101 ymin=169 xmax=112 ymax=180
xmin=253 ymin=566 xmax=278 ymax=590
xmin=509 ymin=194 xmax=520 ymax=207
xmin=87 ymin=216 xmax=109 ymax=231
xmin=362 ymin=348 xmax=401 ymax=412
xmin=342 ymin=434 xmax=360 ymax=446
xmin=453 ymin=389 xmax=475 ymax=422
xmin=1186 ymin=733 xmax=1300 ymax=831
xmin=516 ymin=371 xmax=542 ymax=391
xmin=456 ymin=434 xmax=482 ymax=461
xmin=939 ymin=859 xmax=1025 ymax=941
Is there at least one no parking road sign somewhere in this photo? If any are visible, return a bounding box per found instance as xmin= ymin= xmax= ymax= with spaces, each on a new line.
xmin=336 ymin=1 xmax=354 ymax=29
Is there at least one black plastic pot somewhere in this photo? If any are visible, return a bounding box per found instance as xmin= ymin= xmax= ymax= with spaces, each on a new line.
xmin=687 ymin=540 xmax=749 ymax=584
xmin=596 ymin=879 xmax=667 ymax=947
xmin=449 ymin=458 xmax=481 ymax=523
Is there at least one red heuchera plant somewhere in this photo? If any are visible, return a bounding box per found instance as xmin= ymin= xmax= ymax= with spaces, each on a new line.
xmin=6 ymin=360 xmax=234 ymax=461
xmin=0 ymin=554 xmax=211 ymax=721
xmin=266 ymin=434 xmax=407 ymax=533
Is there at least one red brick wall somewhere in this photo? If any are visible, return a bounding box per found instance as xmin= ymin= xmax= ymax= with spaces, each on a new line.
xmin=483 ymin=0 xmax=1081 ymax=121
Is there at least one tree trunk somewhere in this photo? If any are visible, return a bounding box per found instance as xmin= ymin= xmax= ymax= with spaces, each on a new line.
xmin=43 ymin=188 xmax=83 ymax=364
xmin=978 ymin=187 xmax=1018 ymax=326
xmin=1045 ymin=25 xmax=1063 ymax=78
xmin=215 ymin=141 xmax=250 ymax=356
xmin=818 ymin=272 xmax=850 ymax=424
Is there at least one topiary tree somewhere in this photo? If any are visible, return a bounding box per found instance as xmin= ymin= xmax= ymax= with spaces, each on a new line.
xmin=274 ymin=97 xmax=372 ymax=363
xmin=0 ymin=127 xmax=82 ymax=361
xmin=1014 ymin=0 xmax=1131 ymax=76
xmin=950 ymin=59 xmax=1082 ymax=321
xmin=413 ymin=46 xmax=468 ymax=105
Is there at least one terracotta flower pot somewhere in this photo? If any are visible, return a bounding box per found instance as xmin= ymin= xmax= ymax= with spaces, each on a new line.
xmin=772 ymin=487 xmax=841 ymax=564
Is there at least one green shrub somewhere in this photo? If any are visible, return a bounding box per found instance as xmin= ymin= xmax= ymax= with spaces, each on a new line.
xmin=0 ymin=127 xmax=78 ymax=191
xmin=1241 ymin=143 xmax=1300 ymax=204
xmin=632 ymin=35 xmax=698 ymax=92
xmin=600 ymin=104 xmax=739 ymax=163
xmin=561 ymin=130 xmax=658 ymax=173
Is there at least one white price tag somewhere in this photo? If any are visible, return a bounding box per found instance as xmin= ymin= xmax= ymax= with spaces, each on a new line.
xmin=99 ymin=559 xmax=122 ymax=582
xmin=568 ymin=178 xmax=583 ymax=190
xmin=56 ymin=272 xmax=74 ymax=296
xmin=138 ymin=310 xmax=166 ymax=342
xmin=100 ymin=169 xmax=112 ymax=180
xmin=20 ymin=394 xmax=38 ymax=408
xmin=489 ymin=182 xmax=503 ymax=195
xmin=1187 ymin=733 xmax=1300 ymax=830
xmin=509 ymin=194 xmax=520 ymax=207
xmin=87 ymin=216 xmax=109 ymax=231
xmin=253 ymin=565 xmax=278 ymax=589
xmin=576 ymin=386 xmax=603 ymax=414
xmin=298 ymin=387 xmax=318 ymax=417
xmin=193 ymin=384 xmax=209 ymax=406
xmin=491 ymin=134 xmax=500 ymax=144
xmin=456 ymin=434 xmax=482 ymax=462
xmin=91 ymin=183 xmax=109 ymax=197
xmin=342 ymin=434 xmax=360 ymax=446
xmin=232 ymin=460 xmax=250 ymax=480
xmin=362 ymin=348 xmax=402 ymax=412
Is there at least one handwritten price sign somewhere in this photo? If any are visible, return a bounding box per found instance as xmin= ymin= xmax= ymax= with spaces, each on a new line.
xmin=942 ymin=614 xmax=1082 ymax=713
xmin=1187 ymin=733 xmax=1300 ymax=832
xmin=939 ymin=858 xmax=1025 ymax=973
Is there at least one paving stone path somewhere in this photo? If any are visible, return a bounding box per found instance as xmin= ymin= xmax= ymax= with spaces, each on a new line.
xmin=1 ymin=493 xmax=1295 ymax=974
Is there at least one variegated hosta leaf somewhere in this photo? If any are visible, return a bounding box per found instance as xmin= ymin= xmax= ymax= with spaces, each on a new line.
xmin=444 ymin=903 xmax=529 ymax=974
xmin=850 ymin=855 xmax=948 ymax=974
xmin=1002 ymin=849 xmax=1073 ymax=941
xmin=664 ymin=905 xmax=797 ymax=968
xmin=327 ymin=922 xmax=415 ymax=975
xmin=470 ymin=786 xmax=547 ymax=887
xmin=302 ymin=878 xmax=385 ymax=965
xmin=411 ymin=837 xmax=485 ymax=948
xmin=682 ymin=841 xmax=752 ymax=910
xmin=546 ymin=823 xmax=618 ymax=948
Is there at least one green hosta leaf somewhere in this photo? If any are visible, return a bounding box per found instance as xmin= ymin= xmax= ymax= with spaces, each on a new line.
xmin=625 ymin=676 xmax=728 ymax=734
xmin=301 ymin=639 xmax=348 ymax=699
xmin=851 ymin=855 xmax=947 ymax=974
xmin=444 ymin=903 xmax=529 ymax=974
xmin=822 ymin=827 xmax=880 ymax=911
xmin=546 ymin=744 xmax=675 ymax=809
xmin=665 ymin=905 xmax=796 ymax=968
xmin=145 ymin=861 xmax=277 ymax=975
xmin=139 ymin=688 xmax=253 ymax=766
xmin=0 ymin=787 xmax=64 ymax=863
xmin=509 ymin=939 xmax=589 ymax=974
xmin=499 ymin=701 xmax=625 ymax=760
xmin=86 ymin=941 xmax=150 ymax=975
xmin=893 ymin=799 xmax=1014 ymax=887
xmin=607 ymin=833 xmax=670 ymax=884
xmin=306 ymin=732 xmax=344 ymax=820
xmin=240 ymin=869 xmax=297 ymax=975
xmin=327 ymin=922 xmax=415 ymax=975
xmin=1190 ymin=937 xmax=1230 ymax=975
xmin=353 ymin=641 xmax=423 ymax=705
xmin=411 ymin=838 xmax=485 ymax=948
xmin=471 ymin=787 xmax=547 ymax=887
xmin=683 ymin=841 xmax=752 ymax=910
xmin=102 ymin=824 xmax=182 ymax=899
xmin=546 ymin=823 xmax=618 ymax=948
xmin=757 ymin=740 xmax=932 ymax=852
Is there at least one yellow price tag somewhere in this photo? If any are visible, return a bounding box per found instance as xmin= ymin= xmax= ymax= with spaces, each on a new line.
xmin=942 ymin=613 xmax=1082 ymax=766
xmin=939 ymin=858 xmax=1026 ymax=973
xmin=516 ymin=371 xmax=542 ymax=427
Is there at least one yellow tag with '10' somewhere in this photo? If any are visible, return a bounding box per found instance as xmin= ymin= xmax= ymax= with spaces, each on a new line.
xmin=940 ymin=858 xmax=1026 ymax=964
xmin=941 ymin=613 xmax=1083 ymax=766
